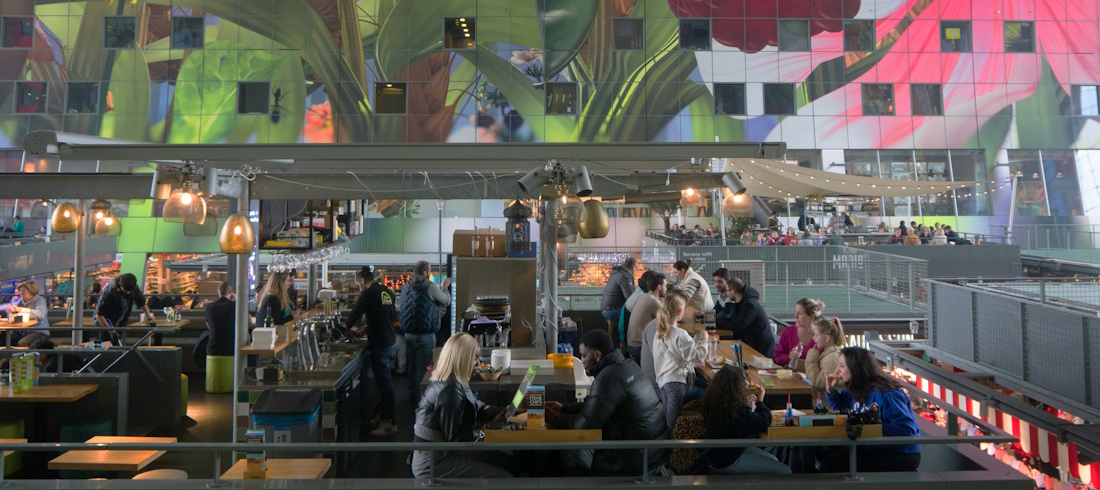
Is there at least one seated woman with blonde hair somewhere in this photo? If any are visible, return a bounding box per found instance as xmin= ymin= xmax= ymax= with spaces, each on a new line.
xmin=411 ymin=333 xmax=511 ymax=479
xmin=805 ymin=316 xmax=846 ymax=399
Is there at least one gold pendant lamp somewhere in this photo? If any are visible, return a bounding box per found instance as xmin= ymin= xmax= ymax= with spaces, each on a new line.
xmin=51 ymin=202 xmax=80 ymax=233
xmin=219 ymin=214 xmax=256 ymax=254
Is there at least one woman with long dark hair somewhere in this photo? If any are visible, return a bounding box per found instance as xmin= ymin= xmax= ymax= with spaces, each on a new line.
xmin=823 ymin=347 xmax=921 ymax=472
xmin=702 ymin=366 xmax=790 ymax=474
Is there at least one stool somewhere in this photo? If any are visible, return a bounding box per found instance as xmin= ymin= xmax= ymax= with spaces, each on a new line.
xmin=0 ymin=415 xmax=24 ymax=477
xmin=133 ymin=468 xmax=188 ymax=480
xmin=206 ymin=355 xmax=234 ymax=393
xmin=59 ymin=418 xmax=112 ymax=479
xmin=180 ymin=373 xmax=189 ymax=418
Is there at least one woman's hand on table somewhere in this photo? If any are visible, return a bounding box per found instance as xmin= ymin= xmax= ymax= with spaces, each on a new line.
xmin=545 ymin=401 xmax=562 ymax=419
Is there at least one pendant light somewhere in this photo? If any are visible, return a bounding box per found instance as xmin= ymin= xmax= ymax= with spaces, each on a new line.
xmin=94 ymin=214 xmax=122 ymax=236
xmin=162 ymin=171 xmax=207 ymax=224
xmin=30 ymin=199 xmax=52 ymax=219
xmin=90 ymin=199 xmax=111 ymax=222
xmin=219 ymin=213 xmax=255 ymax=254
xmin=51 ymin=202 xmax=80 ymax=233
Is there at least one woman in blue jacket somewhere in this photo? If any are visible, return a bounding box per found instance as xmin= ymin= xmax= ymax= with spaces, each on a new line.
xmin=823 ymin=347 xmax=921 ymax=472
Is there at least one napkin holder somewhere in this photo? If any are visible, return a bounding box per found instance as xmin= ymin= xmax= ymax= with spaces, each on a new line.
xmin=251 ymin=328 xmax=277 ymax=350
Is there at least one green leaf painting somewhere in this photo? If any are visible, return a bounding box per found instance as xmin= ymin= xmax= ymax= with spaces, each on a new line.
xmin=168 ymin=41 xmax=286 ymax=144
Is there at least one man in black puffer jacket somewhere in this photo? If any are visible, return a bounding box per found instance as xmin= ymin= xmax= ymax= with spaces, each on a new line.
xmin=400 ymin=261 xmax=451 ymax=406
xmin=546 ymin=330 xmax=668 ymax=476
xmin=723 ymin=277 xmax=776 ymax=358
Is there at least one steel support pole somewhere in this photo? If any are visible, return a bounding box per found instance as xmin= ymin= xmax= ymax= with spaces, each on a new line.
xmin=72 ymin=199 xmax=86 ymax=344
xmin=231 ymin=181 xmax=250 ymax=447
xmin=541 ymin=198 xmax=559 ymax=355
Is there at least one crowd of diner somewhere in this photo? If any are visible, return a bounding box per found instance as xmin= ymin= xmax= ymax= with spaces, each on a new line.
xmin=410 ymin=257 xmax=923 ymax=478
xmin=657 ymin=210 xmax=973 ymax=247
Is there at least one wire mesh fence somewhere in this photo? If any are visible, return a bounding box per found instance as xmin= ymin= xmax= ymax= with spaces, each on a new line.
xmin=950 ymin=277 xmax=1100 ymax=314
xmin=926 ymin=278 xmax=1100 ymax=411
xmin=560 ymin=243 xmax=927 ymax=315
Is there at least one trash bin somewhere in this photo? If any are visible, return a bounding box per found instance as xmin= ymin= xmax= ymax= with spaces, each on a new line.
xmin=251 ymin=389 xmax=322 ymax=459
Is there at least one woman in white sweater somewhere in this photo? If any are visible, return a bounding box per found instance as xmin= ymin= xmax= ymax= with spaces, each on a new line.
xmin=652 ymin=291 xmax=709 ymax=430
xmin=673 ymin=259 xmax=714 ymax=313
xmin=5 ymin=279 xmax=50 ymax=348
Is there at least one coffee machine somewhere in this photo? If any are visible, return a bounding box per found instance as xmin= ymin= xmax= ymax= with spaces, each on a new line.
xmin=463 ymin=296 xmax=512 ymax=349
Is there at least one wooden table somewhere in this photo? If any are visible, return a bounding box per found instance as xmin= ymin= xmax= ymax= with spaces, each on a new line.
xmin=0 ymin=319 xmax=38 ymax=348
xmin=48 ymin=436 xmax=177 ymax=472
xmin=764 ymin=411 xmax=883 ymax=440
xmin=484 ymin=428 xmax=602 ymax=443
xmin=0 ymin=384 xmax=98 ymax=403
xmin=1 ymin=438 xmax=26 ymax=458
xmin=700 ymin=341 xmax=813 ymax=396
xmin=220 ymin=457 xmax=331 ymax=480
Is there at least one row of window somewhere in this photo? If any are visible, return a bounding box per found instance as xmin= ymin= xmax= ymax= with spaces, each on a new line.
xmin=10 ymin=78 xmax=1100 ymax=118
xmin=1 ymin=15 xmax=1036 ymax=54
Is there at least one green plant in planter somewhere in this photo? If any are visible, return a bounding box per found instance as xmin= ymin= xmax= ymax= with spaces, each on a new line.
xmin=728 ymin=217 xmax=753 ymax=239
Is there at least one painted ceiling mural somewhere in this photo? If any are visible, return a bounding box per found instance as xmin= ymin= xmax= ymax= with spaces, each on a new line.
xmin=0 ymin=0 xmax=1097 ymax=156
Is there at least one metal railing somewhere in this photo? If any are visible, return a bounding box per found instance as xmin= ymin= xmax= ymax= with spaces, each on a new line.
xmin=945 ymin=277 xmax=1100 ymax=314
xmin=0 ymin=423 xmax=1017 ymax=486
xmin=1012 ymin=225 xmax=1100 ymax=263
xmin=925 ymin=278 xmax=1100 ymax=421
xmin=563 ymin=244 xmax=927 ymax=315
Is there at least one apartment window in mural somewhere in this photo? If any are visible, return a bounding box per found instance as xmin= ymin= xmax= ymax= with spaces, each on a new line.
xmin=66 ymin=82 xmax=99 ymax=114
xmin=375 ymin=83 xmax=407 ymax=114
xmin=613 ymin=18 xmax=643 ymax=50
xmin=778 ymin=20 xmax=810 ymax=52
xmin=237 ymin=82 xmax=271 ymax=115
xmin=171 ymin=17 xmax=204 ymax=49
xmin=862 ymin=84 xmax=894 ymax=116
xmin=940 ymin=21 xmax=971 ymax=53
xmin=784 ymin=150 xmax=822 ymax=171
xmin=763 ymin=84 xmax=795 ymax=115
xmin=545 ymin=83 xmax=577 ymax=115
xmin=843 ymin=20 xmax=875 ymax=52
xmin=913 ymin=150 xmax=952 ymax=216
xmin=103 ymin=16 xmax=136 ymax=49
xmin=1072 ymin=86 xmax=1100 ymax=116
xmin=1003 ymin=21 xmax=1034 ymax=53
xmin=1008 ymin=150 xmax=1049 ymax=216
xmin=911 ymin=85 xmax=944 ymax=116
xmin=948 ymin=150 xmax=990 ymax=217
xmin=714 ymin=84 xmax=745 ymax=115
xmin=15 ymin=82 xmax=47 ymax=113
xmin=444 ymin=17 xmax=475 ymax=49
xmin=679 ymin=19 xmax=711 ymax=51
xmin=1041 ymin=150 xmax=1084 ymax=217
xmin=1 ymin=17 xmax=33 ymax=48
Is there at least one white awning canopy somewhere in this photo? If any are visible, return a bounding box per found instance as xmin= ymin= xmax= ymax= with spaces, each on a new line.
xmin=728 ymin=158 xmax=985 ymax=199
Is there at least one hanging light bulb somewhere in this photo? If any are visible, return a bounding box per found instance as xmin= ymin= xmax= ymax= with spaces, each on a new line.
xmin=219 ymin=213 xmax=255 ymax=254
xmin=30 ymin=199 xmax=52 ymax=219
xmin=162 ymin=171 xmax=207 ymax=224
xmin=51 ymin=202 xmax=80 ymax=233
xmin=90 ymin=199 xmax=111 ymax=222
xmin=94 ymin=214 xmax=122 ymax=236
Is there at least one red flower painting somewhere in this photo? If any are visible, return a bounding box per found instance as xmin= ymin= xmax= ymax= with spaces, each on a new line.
xmin=667 ymin=0 xmax=861 ymax=53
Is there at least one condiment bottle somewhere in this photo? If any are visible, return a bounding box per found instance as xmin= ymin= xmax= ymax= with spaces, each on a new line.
xmin=785 ymin=394 xmax=795 ymax=426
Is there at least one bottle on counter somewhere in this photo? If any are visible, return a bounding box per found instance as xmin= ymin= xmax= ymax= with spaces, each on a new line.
xmin=785 ymin=395 xmax=795 ymax=426
xmin=263 ymin=313 xmax=274 ymax=329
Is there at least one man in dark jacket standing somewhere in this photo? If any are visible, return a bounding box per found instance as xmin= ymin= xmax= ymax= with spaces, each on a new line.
xmin=600 ymin=257 xmax=636 ymax=347
xmin=722 ymin=277 xmax=776 ymax=357
xmin=400 ymin=261 xmax=451 ymax=406
xmin=204 ymin=281 xmax=236 ymax=357
xmin=546 ymin=330 xmax=668 ymax=476
xmin=346 ymin=266 xmax=399 ymax=436
xmin=95 ymin=273 xmax=154 ymax=345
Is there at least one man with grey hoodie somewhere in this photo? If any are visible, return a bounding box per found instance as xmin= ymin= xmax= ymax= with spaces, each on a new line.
xmin=400 ymin=261 xmax=451 ymax=406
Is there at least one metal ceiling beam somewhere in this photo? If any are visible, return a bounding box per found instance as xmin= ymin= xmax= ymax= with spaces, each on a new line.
xmin=0 ymin=172 xmax=726 ymax=200
xmin=249 ymin=172 xmax=725 ymax=200
xmin=0 ymin=173 xmax=154 ymax=199
xmin=22 ymin=131 xmax=786 ymax=173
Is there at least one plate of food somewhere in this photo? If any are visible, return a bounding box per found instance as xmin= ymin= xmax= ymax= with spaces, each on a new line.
xmin=475 ymin=363 xmax=504 ymax=380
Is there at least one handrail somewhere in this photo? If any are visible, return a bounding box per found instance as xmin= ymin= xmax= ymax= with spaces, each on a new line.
xmin=0 ymin=433 xmax=1018 ymax=486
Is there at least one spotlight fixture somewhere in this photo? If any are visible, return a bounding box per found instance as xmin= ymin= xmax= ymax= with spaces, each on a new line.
xmin=163 ymin=167 xmax=207 ymax=225
xmin=517 ymin=166 xmax=553 ymax=195
xmin=722 ymin=171 xmax=748 ymax=196
xmin=569 ymin=165 xmax=592 ymax=197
